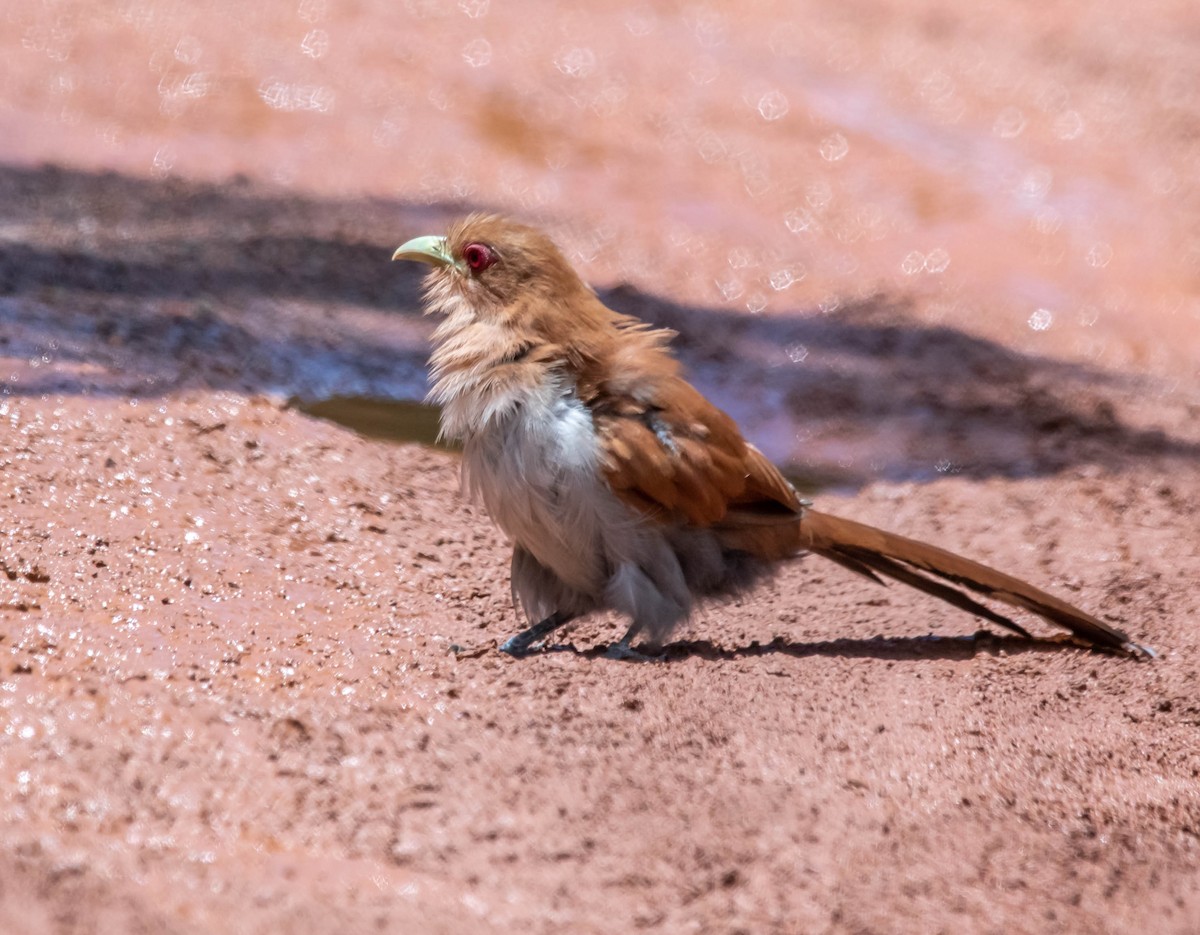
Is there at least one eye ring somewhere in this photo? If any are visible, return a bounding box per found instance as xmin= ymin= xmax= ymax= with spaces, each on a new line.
xmin=462 ymin=242 xmax=497 ymax=272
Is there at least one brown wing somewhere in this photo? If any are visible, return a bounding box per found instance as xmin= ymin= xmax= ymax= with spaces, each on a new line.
xmin=594 ymin=375 xmax=804 ymax=528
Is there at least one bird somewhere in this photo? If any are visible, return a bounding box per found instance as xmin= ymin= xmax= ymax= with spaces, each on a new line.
xmin=392 ymin=213 xmax=1150 ymax=660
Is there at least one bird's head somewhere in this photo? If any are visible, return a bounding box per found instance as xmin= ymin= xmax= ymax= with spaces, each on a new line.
xmin=393 ymin=214 xmax=678 ymax=407
xmin=393 ymin=213 xmax=593 ymax=322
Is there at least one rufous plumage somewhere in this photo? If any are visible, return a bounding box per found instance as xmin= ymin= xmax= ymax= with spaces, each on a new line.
xmin=393 ymin=214 xmax=1149 ymax=659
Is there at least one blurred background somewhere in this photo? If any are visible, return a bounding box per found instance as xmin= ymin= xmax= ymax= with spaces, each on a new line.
xmin=3 ymin=0 xmax=1198 ymax=483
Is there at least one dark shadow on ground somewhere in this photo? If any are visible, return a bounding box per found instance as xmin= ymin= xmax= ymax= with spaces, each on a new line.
xmin=558 ymin=631 xmax=1118 ymax=662
xmin=1 ymin=162 xmax=1194 ymax=482
xmin=455 ymin=630 xmax=1123 ymax=662
xmin=654 ymin=632 xmax=1121 ymax=662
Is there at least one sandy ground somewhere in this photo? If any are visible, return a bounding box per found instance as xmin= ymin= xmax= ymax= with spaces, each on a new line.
xmin=3 ymin=1 xmax=1200 ymax=932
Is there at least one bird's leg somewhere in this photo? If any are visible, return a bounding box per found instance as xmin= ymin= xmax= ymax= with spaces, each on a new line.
xmin=499 ymin=611 xmax=575 ymax=657
xmin=603 ymin=621 xmax=664 ymax=662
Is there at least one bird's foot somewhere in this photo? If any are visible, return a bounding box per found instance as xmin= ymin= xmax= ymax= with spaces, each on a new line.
xmin=499 ymin=632 xmax=547 ymax=657
xmin=602 ymin=639 xmax=664 ymax=663
xmin=499 ymin=613 xmax=573 ymax=658
xmin=496 ymin=628 xmax=549 ymax=657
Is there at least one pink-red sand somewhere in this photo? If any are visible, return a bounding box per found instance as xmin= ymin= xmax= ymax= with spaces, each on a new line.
xmin=3 ymin=0 xmax=1200 ymax=931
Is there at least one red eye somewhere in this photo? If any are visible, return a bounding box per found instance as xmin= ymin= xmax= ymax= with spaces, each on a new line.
xmin=462 ymin=242 xmax=496 ymax=272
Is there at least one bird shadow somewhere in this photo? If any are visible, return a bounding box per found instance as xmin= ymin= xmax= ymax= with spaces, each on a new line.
xmin=654 ymin=631 xmax=1114 ymax=662
xmin=2 ymin=162 xmax=1195 ymax=484
xmin=518 ymin=631 xmax=1121 ymax=663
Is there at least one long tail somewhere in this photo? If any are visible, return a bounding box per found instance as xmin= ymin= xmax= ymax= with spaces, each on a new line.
xmin=794 ymin=509 xmax=1151 ymax=657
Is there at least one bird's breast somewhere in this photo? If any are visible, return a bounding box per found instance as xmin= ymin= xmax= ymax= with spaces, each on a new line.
xmin=458 ymin=378 xmax=629 ymax=594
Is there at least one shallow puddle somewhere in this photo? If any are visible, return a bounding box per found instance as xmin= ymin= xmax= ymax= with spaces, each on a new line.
xmin=292 ymin=395 xmax=453 ymax=450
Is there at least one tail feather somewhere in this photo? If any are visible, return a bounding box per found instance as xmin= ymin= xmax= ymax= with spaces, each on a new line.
xmin=797 ymin=509 xmax=1150 ymax=657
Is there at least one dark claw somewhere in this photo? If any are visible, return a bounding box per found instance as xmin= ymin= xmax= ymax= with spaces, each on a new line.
xmin=499 ymin=612 xmax=573 ymax=657
xmin=602 ymin=640 xmax=664 ymax=663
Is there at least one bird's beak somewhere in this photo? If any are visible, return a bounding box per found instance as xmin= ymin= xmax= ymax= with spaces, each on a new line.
xmin=392 ymin=235 xmax=457 ymax=269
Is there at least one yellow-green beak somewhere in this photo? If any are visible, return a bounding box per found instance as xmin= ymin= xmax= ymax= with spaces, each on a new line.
xmin=392 ymin=235 xmax=456 ymax=268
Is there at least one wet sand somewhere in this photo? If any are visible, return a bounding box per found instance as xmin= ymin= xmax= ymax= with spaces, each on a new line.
xmin=3 ymin=1 xmax=1200 ymax=932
